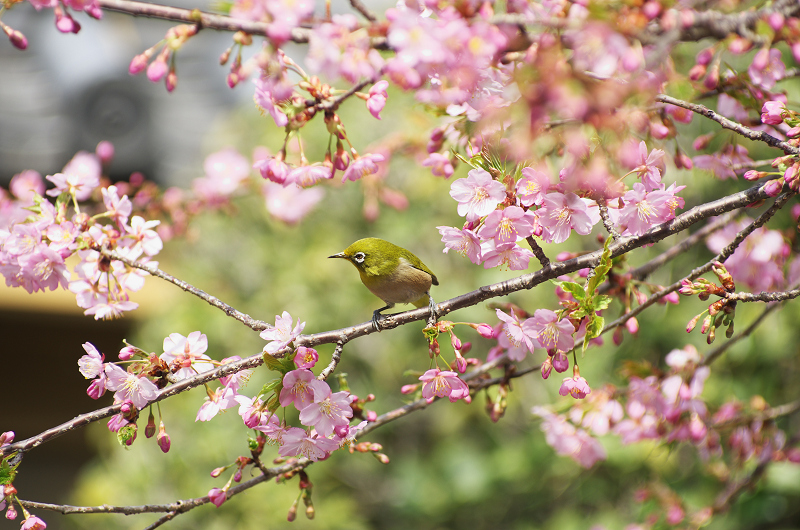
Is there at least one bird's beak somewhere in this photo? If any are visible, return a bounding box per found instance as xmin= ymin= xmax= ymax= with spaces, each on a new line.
xmin=328 ymin=252 xmax=347 ymax=259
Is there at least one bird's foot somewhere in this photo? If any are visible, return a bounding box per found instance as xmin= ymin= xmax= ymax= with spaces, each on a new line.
xmin=372 ymin=310 xmax=382 ymax=332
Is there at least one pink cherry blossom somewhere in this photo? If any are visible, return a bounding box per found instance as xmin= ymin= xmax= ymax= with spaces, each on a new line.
xmin=437 ymin=226 xmax=481 ymax=264
xmin=77 ymin=342 xmax=104 ymax=379
xmin=693 ymin=144 xmax=753 ymax=180
xmin=126 ymin=216 xmax=162 ymax=256
xmin=422 ymin=153 xmax=455 ymax=178
xmin=419 ymin=368 xmax=470 ymax=403
xmin=235 ymin=394 xmax=268 ymax=429
xmin=522 ymin=309 xmax=575 ymax=352
xmin=279 ymin=368 xmax=316 ymax=410
xmin=616 ymin=182 xmax=673 ymax=236
xmin=305 ymin=19 xmax=384 ymax=84
xmin=254 ymin=155 xmax=291 ymax=184
xmin=516 ymin=167 xmax=550 ymax=207
xmin=278 ymin=427 xmax=339 ymax=461
xmin=101 ymin=185 xmax=132 ymax=228
xmin=196 ymin=386 xmax=239 ymax=421
xmin=477 ymin=206 xmax=538 ymax=249
xmin=559 ymin=374 xmax=592 ymax=399
xmin=366 ymin=80 xmax=388 ymax=119
xmin=9 ymin=170 xmax=44 ymax=202
xmin=260 ymin=311 xmax=305 ymax=354
xmin=46 ymin=151 xmax=101 ymax=201
xmin=748 ymin=48 xmax=785 ymax=90
xmin=533 ymin=406 xmax=606 ymax=468
xmin=161 ymin=331 xmax=214 ymax=380
xmin=298 ymin=379 xmax=353 ymax=437
xmin=20 ymin=515 xmax=47 ymax=530
xmin=632 ymin=141 xmax=666 ymax=191
xmin=480 ymin=240 xmax=534 ymax=271
xmin=262 ymin=181 xmax=324 ymax=225
xmin=105 ymin=368 xmax=159 ymax=410
xmin=449 ymin=169 xmax=507 ymax=222
xmin=294 ymin=346 xmax=319 ymax=369
xmin=537 ymin=192 xmax=597 ymax=244
xmin=286 ymin=164 xmax=332 ymax=188
xmin=495 ymin=308 xmax=536 ymax=352
xmin=341 ymin=153 xmax=385 ymax=183
xmin=253 ymin=77 xmax=288 ymax=127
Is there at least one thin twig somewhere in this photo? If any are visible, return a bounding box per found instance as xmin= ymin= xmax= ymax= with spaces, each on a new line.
xmin=525 ymin=235 xmax=550 ymax=268
xmin=100 ymin=248 xmax=268 ymax=331
xmin=348 ymin=0 xmax=377 ymax=22
xmin=628 ymin=211 xmax=738 ymax=281
xmin=596 ymin=197 xmax=621 ymax=240
xmin=602 ymin=192 xmax=793 ymax=335
xmin=701 ymin=301 xmax=781 ymax=367
xmin=318 ymin=342 xmax=344 ymax=381
xmin=656 ymin=94 xmax=800 ymax=156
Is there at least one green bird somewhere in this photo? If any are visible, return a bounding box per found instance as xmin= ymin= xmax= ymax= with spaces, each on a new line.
xmin=329 ymin=238 xmax=439 ymax=331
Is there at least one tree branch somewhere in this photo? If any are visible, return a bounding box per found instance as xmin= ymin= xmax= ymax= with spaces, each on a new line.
xmin=656 ymin=94 xmax=800 ymax=156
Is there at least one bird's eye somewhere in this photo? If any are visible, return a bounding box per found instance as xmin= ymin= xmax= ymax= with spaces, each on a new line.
xmin=354 ymin=252 xmax=366 ymax=263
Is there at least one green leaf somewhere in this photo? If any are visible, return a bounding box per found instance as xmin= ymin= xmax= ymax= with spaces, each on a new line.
xmin=587 ymin=237 xmax=613 ymax=295
xmin=593 ymin=295 xmax=612 ymax=312
xmin=259 ymin=378 xmax=282 ymax=397
xmin=559 ymin=281 xmax=586 ymax=300
xmin=262 ymin=352 xmax=284 ymax=371
xmin=0 ymin=458 xmax=19 ymax=485
xmin=583 ymin=315 xmax=605 ymax=352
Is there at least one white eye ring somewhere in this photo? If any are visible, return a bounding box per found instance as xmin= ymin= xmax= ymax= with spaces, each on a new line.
xmin=354 ymin=252 xmax=366 ymax=263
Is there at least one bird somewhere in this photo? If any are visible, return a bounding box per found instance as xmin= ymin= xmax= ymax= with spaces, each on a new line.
xmin=328 ymin=237 xmax=439 ymax=331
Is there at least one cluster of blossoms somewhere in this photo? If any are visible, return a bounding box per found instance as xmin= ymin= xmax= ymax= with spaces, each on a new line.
xmin=0 ymin=144 xmax=163 ymax=320
xmin=534 ymin=345 xmax=800 ymax=473
xmin=77 ymin=331 xmax=226 ymax=448
xmin=438 ymin=141 xmax=684 ymax=270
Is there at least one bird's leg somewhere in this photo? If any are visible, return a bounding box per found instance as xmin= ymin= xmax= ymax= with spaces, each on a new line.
xmin=427 ymin=293 xmax=439 ymax=327
xmin=372 ymin=304 xmax=393 ymax=332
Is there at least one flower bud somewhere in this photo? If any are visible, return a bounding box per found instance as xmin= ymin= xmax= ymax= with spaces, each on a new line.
xmin=157 ymin=422 xmax=171 ymax=453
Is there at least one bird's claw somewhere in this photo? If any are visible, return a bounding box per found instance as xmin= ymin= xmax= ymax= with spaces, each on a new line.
xmin=372 ymin=311 xmax=382 ymax=332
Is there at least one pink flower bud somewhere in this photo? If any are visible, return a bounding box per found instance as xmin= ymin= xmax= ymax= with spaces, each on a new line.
xmin=695 ymin=48 xmax=713 ymax=66
xmin=688 ymin=64 xmax=706 ymax=81
xmin=476 ymin=323 xmax=495 ymax=338
xmin=4 ymin=27 xmax=28 ymax=50
xmin=400 ymin=384 xmax=418 ymax=394
xmin=763 ymin=178 xmax=783 ymax=197
xmin=552 ymin=351 xmax=569 ymax=373
xmin=625 ymin=317 xmax=639 ymax=334
xmin=366 ymin=410 xmax=377 ymax=422
xmin=641 ymin=1 xmax=660 ymax=19
xmin=165 ymin=70 xmax=178 ymax=92
xmin=0 ymin=431 xmax=15 ymax=446
xmin=541 ymin=357 xmax=553 ymax=379
xmin=5 ymin=504 xmax=17 ymax=520
xmin=129 ymin=53 xmax=149 ymax=75
xmin=157 ymin=422 xmax=171 ymax=453
xmin=147 ymin=52 xmax=168 ymax=82
xmin=208 ymin=488 xmax=227 ymax=507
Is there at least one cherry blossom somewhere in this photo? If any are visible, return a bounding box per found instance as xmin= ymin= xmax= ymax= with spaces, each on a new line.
xmin=516 ymin=167 xmax=550 ymax=207
xmin=279 ymin=368 xmax=316 ymax=410
xmin=196 ymin=386 xmax=239 ymax=422
xmin=278 ymin=427 xmax=339 ymax=461
xmin=537 ymin=192 xmax=597 ymax=244
xmin=522 ymin=309 xmax=575 ymax=352
xmin=298 ymin=380 xmax=353 ymax=437
xmin=260 ymin=311 xmax=306 ymax=354
xmin=477 ymin=206 xmax=538 ymax=249
xmin=419 ymin=368 xmax=470 ymax=403
xmin=480 ymin=240 xmax=534 ymax=271
xmin=748 ymin=48 xmax=785 ymax=90
xmin=437 ymin=226 xmax=482 ymax=264
xmin=161 ymin=331 xmax=214 ymax=381
xmin=449 ymin=169 xmax=506 ymax=222
xmin=77 ymin=342 xmax=104 ymax=379
xmin=262 ymin=181 xmax=324 ymax=225
xmin=616 ymin=182 xmax=673 ymax=236
xmin=105 ymin=368 xmax=159 ymax=410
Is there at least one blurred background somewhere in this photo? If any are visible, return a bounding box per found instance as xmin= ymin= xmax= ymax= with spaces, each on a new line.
xmin=1 ymin=3 xmax=800 ymax=530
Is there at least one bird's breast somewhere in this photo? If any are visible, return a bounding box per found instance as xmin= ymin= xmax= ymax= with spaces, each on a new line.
xmin=361 ymin=258 xmax=433 ymax=305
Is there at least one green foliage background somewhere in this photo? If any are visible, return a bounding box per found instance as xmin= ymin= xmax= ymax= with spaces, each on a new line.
xmin=65 ymin=87 xmax=800 ymax=530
